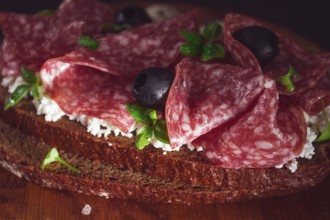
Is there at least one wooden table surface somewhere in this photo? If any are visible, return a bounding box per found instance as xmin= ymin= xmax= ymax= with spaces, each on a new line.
xmin=0 ymin=166 xmax=329 ymax=220
xmin=0 ymin=1 xmax=330 ymax=219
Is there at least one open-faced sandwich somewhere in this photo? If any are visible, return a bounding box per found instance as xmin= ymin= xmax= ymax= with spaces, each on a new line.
xmin=0 ymin=0 xmax=329 ymax=204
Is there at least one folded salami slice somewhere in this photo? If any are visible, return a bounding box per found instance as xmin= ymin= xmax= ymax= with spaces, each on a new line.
xmin=166 ymin=58 xmax=271 ymax=148
xmin=56 ymin=0 xmax=114 ymax=35
xmin=294 ymin=70 xmax=330 ymax=115
xmin=55 ymin=11 xmax=197 ymax=79
xmin=193 ymin=94 xmax=306 ymax=168
xmin=40 ymin=12 xmax=196 ymax=132
xmin=224 ymin=14 xmax=330 ymax=97
xmin=0 ymin=13 xmax=84 ymax=77
xmin=41 ymin=59 xmax=134 ymax=133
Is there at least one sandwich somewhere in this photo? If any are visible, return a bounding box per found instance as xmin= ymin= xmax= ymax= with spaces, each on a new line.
xmin=0 ymin=0 xmax=329 ymax=204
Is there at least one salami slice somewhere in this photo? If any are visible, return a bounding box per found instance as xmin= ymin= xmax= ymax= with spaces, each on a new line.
xmin=55 ymin=11 xmax=197 ymax=79
xmin=41 ymin=59 xmax=134 ymax=133
xmin=56 ymin=0 xmax=114 ymax=35
xmin=294 ymin=70 xmax=330 ymax=115
xmin=166 ymin=58 xmax=271 ymax=148
xmin=224 ymin=13 xmax=330 ymax=96
xmin=0 ymin=13 xmax=84 ymax=77
xmin=40 ymin=12 xmax=197 ymax=132
xmin=193 ymin=94 xmax=306 ymax=168
xmin=224 ymin=14 xmax=261 ymax=73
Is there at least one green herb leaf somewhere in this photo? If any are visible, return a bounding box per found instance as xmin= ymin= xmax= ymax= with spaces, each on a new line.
xmin=36 ymin=9 xmax=55 ymax=16
xmin=41 ymin=147 xmax=80 ymax=173
xmin=78 ymin=35 xmax=99 ymax=50
xmin=21 ymin=66 xmax=36 ymax=85
xmin=127 ymin=104 xmax=171 ymax=149
xmin=180 ymin=25 xmax=225 ymax=62
xmin=154 ymin=120 xmax=170 ymax=144
xmin=31 ymin=84 xmax=40 ymax=99
xmin=201 ymin=43 xmax=225 ymax=62
xmin=4 ymin=85 xmax=30 ymax=110
xmin=136 ymin=126 xmax=153 ymax=150
xmin=100 ymin=23 xmax=131 ymax=33
xmin=316 ymin=124 xmax=330 ymax=142
xmin=203 ymin=22 xmax=222 ymax=42
xmin=126 ymin=104 xmax=152 ymax=124
xmin=180 ymin=30 xmax=203 ymax=46
xmin=145 ymin=109 xmax=157 ymax=121
xmin=279 ymin=65 xmax=297 ymax=92
xmin=179 ymin=43 xmax=202 ymax=56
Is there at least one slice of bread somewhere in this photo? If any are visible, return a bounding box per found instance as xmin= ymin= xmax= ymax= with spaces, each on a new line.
xmin=0 ymin=85 xmax=329 ymax=204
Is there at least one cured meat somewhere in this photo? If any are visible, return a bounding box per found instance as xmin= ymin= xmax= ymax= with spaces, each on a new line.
xmin=0 ymin=0 xmax=114 ymax=78
xmin=166 ymin=58 xmax=271 ymax=148
xmin=55 ymin=11 xmax=197 ymax=79
xmin=40 ymin=12 xmax=197 ymax=132
xmin=193 ymin=94 xmax=306 ymax=168
xmin=0 ymin=13 xmax=84 ymax=77
xmin=41 ymin=59 xmax=134 ymax=133
xmin=56 ymin=0 xmax=114 ymax=35
xmin=224 ymin=14 xmax=330 ymax=96
xmin=223 ymin=14 xmax=261 ymax=73
xmin=294 ymin=70 xmax=330 ymax=115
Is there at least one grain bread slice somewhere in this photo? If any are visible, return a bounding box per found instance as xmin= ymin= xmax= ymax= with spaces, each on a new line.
xmin=0 ymin=85 xmax=329 ymax=204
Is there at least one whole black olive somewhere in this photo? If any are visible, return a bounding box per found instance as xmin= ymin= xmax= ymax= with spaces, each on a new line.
xmin=232 ymin=26 xmax=279 ymax=65
xmin=132 ymin=67 xmax=174 ymax=110
xmin=115 ymin=5 xmax=152 ymax=26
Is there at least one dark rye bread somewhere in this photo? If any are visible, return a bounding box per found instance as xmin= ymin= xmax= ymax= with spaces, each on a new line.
xmin=0 ymin=116 xmax=329 ymax=204
xmin=0 ymin=85 xmax=329 ymax=204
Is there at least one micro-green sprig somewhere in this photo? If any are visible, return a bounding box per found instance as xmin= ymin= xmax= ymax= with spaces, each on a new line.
xmin=126 ymin=104 xmax=170 ymax=150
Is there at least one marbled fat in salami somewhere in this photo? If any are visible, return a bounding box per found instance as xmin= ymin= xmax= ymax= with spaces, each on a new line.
xmin=41 ymin=59 xmax=134 ymax=133
xmin=224 ymin=14 xmax=330 ymax=99
xmin=55 ymin=11 xmax=197 ymax=79
xmin=0 ymin=13 xmax=84 ymax=77
xmin=56 ymin=0 xmax=114 ymax=35
xmin=166 ymin=58 xmax=271 ymax=148
xmin=194 ymin=94 xmax=306 ymax=168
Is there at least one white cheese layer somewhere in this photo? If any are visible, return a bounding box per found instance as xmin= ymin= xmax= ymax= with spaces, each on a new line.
xmin=2 ymin=76 xmax=326 ymax=160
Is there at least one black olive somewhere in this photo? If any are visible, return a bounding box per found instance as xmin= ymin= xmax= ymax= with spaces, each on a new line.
xmin=115 ymin=5 xmax=152 ymax=26
xmin=232 ymin=26 xmax=279 ymax=65
xmin=132 ymin=67 xmax=174 ymax=110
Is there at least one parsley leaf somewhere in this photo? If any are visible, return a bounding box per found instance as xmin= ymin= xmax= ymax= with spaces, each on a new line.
xmin=316 ymin=103 xmax=330 ymax=142
xmin=180 ymin=43 xmax=202 ymax=56
xmin=36 ymin=9 xmax=55 ymax=16
xmin=21 ymin=66 xmax=37 ymax=84
xmin=201 ymin=43 xmax=225 ymax=62
xmin=179 ymin=22 xmax=225 ymax=62
xmin=126 ymin=104 xmax=170 ymax=150
xmin=180 ymin=30 xmax=203 ymax=46
xmin=4 ymin=85 xmax=30 ymax=110
xmin=203 ymin=22 xmax=222 ymax=42
xmin=41 ymin=148 xmax=80 ymax=173
xmin=136 ymin=126 xmax=153 ymax=149
xmin=100 ymin=22 xmax=131 ymax=33
xmin=154 ymin=120 xmax=170 ymax=144
xmin=4 ymin=67 xmax=42 ymax=110
xmin=126 ymin=104 xmax=153 ymax=124
xmin=78 ymin=35 xmax=99 ymax=50
xmin=316 ymin=124 xmax=330 ymax=142
xmin=279 ymin=65 xmax=298 ymax=92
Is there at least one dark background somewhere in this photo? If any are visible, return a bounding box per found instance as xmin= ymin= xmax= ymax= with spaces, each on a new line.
xmin=1 ymin=0 xmax=330 ymax=50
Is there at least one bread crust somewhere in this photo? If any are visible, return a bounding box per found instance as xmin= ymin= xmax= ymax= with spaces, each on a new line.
xmin=0 ymin=85 xmax=329 ymax=204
